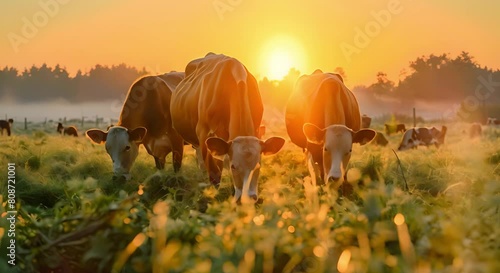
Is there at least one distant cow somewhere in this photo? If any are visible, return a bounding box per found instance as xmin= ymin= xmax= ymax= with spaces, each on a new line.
xmin=361 ymin=115 xmax=372 ymax=128
xmin=370 ymin=131 xmax=389 ymax=146
xmin=385 ymin=123 xmax=406 ymax=135
xmin=487 ymin=117 xmax=500 ymax=125
xmin=57 ymin=123 xmax=79 ymax=137
xmin=0 ymin=119 xmax=13 ymax=136
xmin=86 ymin=72 xmax=186 ymax=180
xmin=171 ymin=53 xmax=285 ymax=201
xmin=285 ymin=69 xmax=376 ymax=191
xmin=469 ymin=123 xmax=482 ymax=138
xmin=398 ymin=126 xmax=447 ymax=151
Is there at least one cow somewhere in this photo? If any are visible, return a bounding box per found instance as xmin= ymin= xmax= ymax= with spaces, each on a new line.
xmin=170 ymin=53 xmax=285 ymax=201
xmin=361 ymin=114 xmax=372 ymax=128
xmin=57 ymin=123 xmax=79 ymax=137
xmin=86 ymin=72 xmax=185 ymax=180
xmin=385 ymin=123 xmax=406 ymax=135
xmin=397 ymin=126 xmax=447 ymax=151
xmin=469 ymin=123 xmax=482 ymax=138
xmin=0 ymin=119 xmax=13 ymax=136
xmin=371 ymin=131 xmax=389 ymax=146
xmin=285 ymin=69 xmax=376 ymax=192
xmin=487 ymin=117 xmax=500 ymax=125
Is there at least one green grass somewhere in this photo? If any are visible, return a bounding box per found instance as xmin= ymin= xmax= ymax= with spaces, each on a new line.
xmin=0 ymin=122 xmax=499 ymax=273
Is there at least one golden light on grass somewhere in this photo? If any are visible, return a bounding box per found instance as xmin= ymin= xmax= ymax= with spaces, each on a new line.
xmin=313 ymin=245 xmax=326 ymax=258
xmin=277 ymin=220 xmax=284 ymax=228
xmin=385 ymin=255 xmax=398 ymax=267
xmin=394 ymin=213 xmax=405 ymax=226
xmin=137 ymin=184 xmax=144 ymax=196
xmin=123 ymin=217 xmax=131 ymax=224
xmin=112 ymin=233 xmax=147 ymax=273
xmin=337 ymin=249 xmax=352 ymax=273
xmin=253 ymin=214 xmax=265 ymax=226
xmin=259 ymin=35 xmax=306 ymax=80
xmin=394 ymin=213 xmax=416 ymax=267
xmin=287 ymin=225 xmax=296 ymax=233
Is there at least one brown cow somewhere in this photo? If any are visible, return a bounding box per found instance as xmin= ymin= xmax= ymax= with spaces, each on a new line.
xmin=487 ymin=117 xmax=500 ymax=125
xmin=171 ymin=53 xmax=285 ymax=201
xmin=371 ymin=131 xmax=389 ymax=146
xmin=361 ymin=114 xmax=372 ymax=128
xmin=0 ymin=119 xmax=13 ymax=136
xmin=86 ymin=72 xmax=185 ymax=180
xmin=285 ymin=70 xmax=376 ymax=191
xmin=385 ymin=123 xmax=406 ymax=135
xmin=57 ymin=123 xmax=79 ymax=137
xmin=469 ymin=123 xmax=482 ymax=138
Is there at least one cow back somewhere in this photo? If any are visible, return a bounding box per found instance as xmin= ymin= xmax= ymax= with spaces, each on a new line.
xmin=172 ymin=53 xmax=262 ymax=143
xmin=118 ymin=75 xmax=179 ymax=139
xmin=286 ymin=71 xmax=361 ymax=148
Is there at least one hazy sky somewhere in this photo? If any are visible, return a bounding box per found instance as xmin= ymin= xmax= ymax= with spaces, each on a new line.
xmin=1 ymin=0 xmax=499 ymax=85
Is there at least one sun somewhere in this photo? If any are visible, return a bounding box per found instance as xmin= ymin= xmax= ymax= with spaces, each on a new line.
xmin=260 ymin=35 xmax=306 ymax=80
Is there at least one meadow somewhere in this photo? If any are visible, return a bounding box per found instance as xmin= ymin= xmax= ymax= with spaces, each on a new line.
xmin=0 ymin=118 xmax=499 ymax=273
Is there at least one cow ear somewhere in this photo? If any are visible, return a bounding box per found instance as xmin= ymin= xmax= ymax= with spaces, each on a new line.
xmin=206 ymin=137 xmax=230 ymax=157
xmin=303 ymin=123 xmax=325 ymax=145
xmin=260 ymin=137 xmax=285 ymax=156
xmin=86 ymin=129 xmax=107 ymax=144
xmin=129 ymin=127 xmax=147 ymax=142
xmin=353 ymin=129 xmax=376 ymax=145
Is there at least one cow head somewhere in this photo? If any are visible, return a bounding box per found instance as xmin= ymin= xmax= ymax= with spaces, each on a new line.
xmin=57 ymin=122 xmax=64 ymax=133
xmin=398 ymin=129 xmax=419 ymax=151
xmin=206 ymin=136 xmax=285 ymax=202
xmin=86 ymin=126 xmax=147 ymax=180
xmin=303 ymin=123 xmax=376 ymax=183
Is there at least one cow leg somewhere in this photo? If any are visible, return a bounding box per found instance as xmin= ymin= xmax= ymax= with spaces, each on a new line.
xmin=197 ymin=127 xmax=222 ymax=187
xmin=340 ymin=158 xmax=353 ymax=197
xmin=171 ymin=134 xmax=184 ymax=172
xmin=154 ymin=157 xmax=165 ymax=170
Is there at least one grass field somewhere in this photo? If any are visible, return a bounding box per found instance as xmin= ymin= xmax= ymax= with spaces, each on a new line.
xmin=0 ymin=120 xmax=499 ymax=273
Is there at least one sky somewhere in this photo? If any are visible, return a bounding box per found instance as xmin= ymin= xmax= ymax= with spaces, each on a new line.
xmin=1 ymin=0 xmax=500 ymax=86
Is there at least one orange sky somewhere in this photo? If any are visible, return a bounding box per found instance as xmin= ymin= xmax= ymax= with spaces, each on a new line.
xmin=1 ymin=0 xmax=499 ymax=85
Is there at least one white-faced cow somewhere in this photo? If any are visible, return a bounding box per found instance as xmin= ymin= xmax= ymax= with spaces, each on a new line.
xmin=86 ymin=72 xmax=185 ymax=180
xmin=285 ymin=70 xmax=376 ymax=192
xmin=0 ymin=119 xmax=13 ymax=136
xmin=170 ymin=53 xmax=285 ymax=201
xmin=397 ymin=126 xmax=447 ymax=151
xmin=469 ymin=123 xmax=482 ymax=138
xmin=57 ymin=123 xmax=79 ymax=137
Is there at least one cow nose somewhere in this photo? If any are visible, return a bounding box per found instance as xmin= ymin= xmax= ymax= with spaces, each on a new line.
xmin=328 ymin=176 xmax=341 ymax=182
xmin=249 ymin=194 xmax=258 ymax=201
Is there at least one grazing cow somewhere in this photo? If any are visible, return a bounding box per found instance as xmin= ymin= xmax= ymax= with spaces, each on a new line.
xmin=487 ymin=117 xmax=500 ymax=125
xmin=86 ymin=72 xmax=185 ymax=180
xmin=57 ymin=123 xmax=79 ymax=137
xmin=285 ymin=69 xmax=376 ymax=191
xmin=361 ymin=114 xmax=372 ymax=128
xmin=0 ymin=119 xmax=13 ymax=136
xmin=397 ymin=126 xmax=447 ymax=151
xmin=385 ymin=123 xmax=406 ymax=135
xmin=171 ymin=53 xmax=285 ymax=201
xmin=469 ymin=123 xmax=482 ymax=138
xmin=371 ymin=131 xmax=389 ymax=146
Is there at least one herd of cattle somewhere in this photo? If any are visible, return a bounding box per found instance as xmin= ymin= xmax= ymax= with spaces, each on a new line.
xmin=1 ymin=53 xmax=498 ymax=200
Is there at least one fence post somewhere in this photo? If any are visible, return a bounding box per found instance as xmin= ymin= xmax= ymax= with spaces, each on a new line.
xmin=24 ymin=117 xmax=27 ymax=130
xmin=81 ymin=116 xmax=84 ymax=128
xmin=95 ymin=116 xmax=99 ymax=128
xmin=413 ymin=108 xmax=416 ymax=127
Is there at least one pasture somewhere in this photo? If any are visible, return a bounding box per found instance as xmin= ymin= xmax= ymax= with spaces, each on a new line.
xmin=1 ymin=118 xmax=499 ymax=273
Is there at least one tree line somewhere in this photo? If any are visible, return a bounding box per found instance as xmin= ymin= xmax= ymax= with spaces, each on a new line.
xmin=1 ymin=52 xmax=499 ymax=120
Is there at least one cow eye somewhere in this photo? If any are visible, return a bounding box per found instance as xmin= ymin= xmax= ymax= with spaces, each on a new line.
xmin=324 ymin=148 xmax=328 ymax=152
xmin=125 ymin=146 xmax=131 ymax=151
xmin=230 ymin=164 xmax=236 ymax=170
